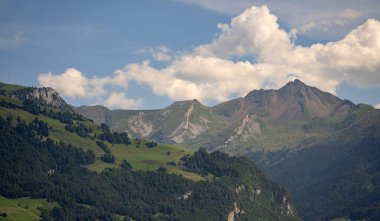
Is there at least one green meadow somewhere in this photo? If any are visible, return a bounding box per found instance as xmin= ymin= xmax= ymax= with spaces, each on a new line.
xmin=0 ymin=195 xmax=58 ymax=221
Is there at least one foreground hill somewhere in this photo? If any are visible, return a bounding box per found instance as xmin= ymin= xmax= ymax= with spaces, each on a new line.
xmin=76 ymin=79 xmax=380 ymax=221
xmin=0 ymin=82 xmax=300 ymax=221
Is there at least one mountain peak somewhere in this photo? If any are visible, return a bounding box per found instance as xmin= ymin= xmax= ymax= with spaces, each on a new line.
xmin=0 ymin=82 xmax=73 ymax=112
xmin=281 ymin=79 xmax=307 ymax=89
xmin=168 ymin=99 xmax=204 ymax=108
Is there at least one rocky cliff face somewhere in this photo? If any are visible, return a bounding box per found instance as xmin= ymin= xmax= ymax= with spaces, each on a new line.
xmin=77 ymin=79 xmax=357 ymax=154
xmin=0 ymin=82 xmax=73 ymax=112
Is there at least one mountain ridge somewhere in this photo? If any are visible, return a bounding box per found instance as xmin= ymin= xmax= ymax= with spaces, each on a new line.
xmin=75 ymin=79 xmax=361 ymax=154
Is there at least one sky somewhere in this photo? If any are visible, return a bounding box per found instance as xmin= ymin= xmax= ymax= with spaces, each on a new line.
xmin=1 ymin=0 xmax=380 ymax=109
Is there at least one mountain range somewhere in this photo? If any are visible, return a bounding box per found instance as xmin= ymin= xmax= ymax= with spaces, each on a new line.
xmin=77 ymin=79 xmax=380 ymax=221
xmin=76 ymin=79 xmax=359 ymax=154
xmin=1 ymin=80 xmax=379 ymax=220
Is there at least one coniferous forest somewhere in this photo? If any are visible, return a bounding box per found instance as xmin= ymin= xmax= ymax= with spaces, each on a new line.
xmin=0 ymin=96 xmax=299 ymax=221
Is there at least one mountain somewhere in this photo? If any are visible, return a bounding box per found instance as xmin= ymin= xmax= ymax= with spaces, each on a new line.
xmin=76 ymin=79 xmax=353 ymax=154
xmin=0 ymin=82 xmax=73 ymax=113
xmin=77 ymin=79 xmax=380 ymax=221
xmin=76 ymin=99 xmax=228 ymax=149
xmin=258 ymin=104 xmax=380 ymax=220
xmin=0 ymin=82 xmax=301 ymax=221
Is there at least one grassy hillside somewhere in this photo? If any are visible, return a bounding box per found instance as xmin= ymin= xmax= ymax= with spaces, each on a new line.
xmin=0 ymin=82 xmax=26 ymax=92
xmin=0 ymin=98 xmax=205 ymax=181
xmin=0 ymin=87 xmax=207 ymax=183
xmin=0 ymin=195 xmax=57 ymax=221
xmin=0 ymin=106 xmax=104 ymax=154
xmin=0 ymin=82 xmax=302 ymax=220
xmin=86 ymin=140 xmax=206 ymax=181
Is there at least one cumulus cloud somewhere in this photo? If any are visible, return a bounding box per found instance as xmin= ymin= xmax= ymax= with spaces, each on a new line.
xmin=176 ymin=0 xmax=380 ymax=41
xmin=300 ymin=9 xmax=362 ymax=33
xmin=38 ymin=68 xmax=143 ymax=110
xmin=105 ymin=92 xmax=144 ymax=109
xmin=149 ymin=46 xmax=172 ymax=62
xmin=114 ymin=5 xmax=380 ymax=103
xmin=38 ymin=5 xmax=380 ymax=108
xmin=136 ymin=45 xmax=172 ymax=62
xmin=38 ymin=68 xmax=110 ymax=98
xmin=375 ymin=103 xmax=380 ymax=109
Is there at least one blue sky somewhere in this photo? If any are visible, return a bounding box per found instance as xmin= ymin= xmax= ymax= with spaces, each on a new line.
xmin=1 ymin=0 xmax=380 ymax=109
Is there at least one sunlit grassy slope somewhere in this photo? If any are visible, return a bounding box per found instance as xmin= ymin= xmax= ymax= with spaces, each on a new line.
xmin=0 ymin=195 xmax=58 ymax=221
xmin=86 ymin=140 xmax=207 ymax=181
xmin=0 ymin=103 xmax=205 ymax=181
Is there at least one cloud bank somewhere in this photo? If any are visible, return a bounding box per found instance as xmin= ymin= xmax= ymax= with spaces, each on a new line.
xmin=38 ymin=68 xmax=143 ymax=109
xmin=117 ymin=6 xmax=380 ymax=102
xmin=38 ymin=5 xmax=380 ymax=108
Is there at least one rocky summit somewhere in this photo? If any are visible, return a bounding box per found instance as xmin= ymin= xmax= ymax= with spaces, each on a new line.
xmin=76 ymin=79 xmax=356 ymax=154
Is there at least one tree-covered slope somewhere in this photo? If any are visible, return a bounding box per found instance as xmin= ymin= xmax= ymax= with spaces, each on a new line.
xmin=0 ymin=82 xmax=301 ymax=221
xmin=255 ymin=107 xmax=380 ymax=221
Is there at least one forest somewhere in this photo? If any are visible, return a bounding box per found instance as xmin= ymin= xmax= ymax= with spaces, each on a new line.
xmin=0 ymin=98 xmax=300 ymax=221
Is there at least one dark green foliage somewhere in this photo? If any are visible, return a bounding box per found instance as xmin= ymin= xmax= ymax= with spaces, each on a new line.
xmin=157 ymin=167 xmax=168 ymax=173
xmin=22 ymin=100 xmax=83 ymax=124
xmin=167 ymin=161 xmax=176 ymax=166
xmin=0 ymin=115 xmax=299 ymax=221
xmin=0 ymin=117 xmax=95 ymax=199
xmin=100 ymin=153 xmax=116 ymax=163
xmin=15 ymin=117 xmax=49 ymax=137
xmin=65 ymin=122 xmax=92 ymax=137
xmin=182 ymin=148 xmax=239 ymax=177
xmin=120 ymin=160 xmax=132 ymax=169
xmin=99 ymin=123 xmax=131 ymax=145
xmin=260 ymin=133 xmax=380 ymax=221
xmin=145 ymin=140 xmax=157 ymax=148
xmin=96 ymin=140 xmax=111 ymax=154
xmin=0 ymin=99 xmax=17 ymax=109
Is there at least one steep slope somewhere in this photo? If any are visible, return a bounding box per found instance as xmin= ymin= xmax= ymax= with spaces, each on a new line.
xmin=0 ymin=82 xmax=73 ymax=112
xmin=76 ymin=99 xmax=227 ymax=147
xmin=77 ymin=79 xmax=354 ymax=154
xmin=76 ymin=79 xmax=380 ymax=221
xmin=259 ymin=106 xmax=380 ymax=220
xmin=0 ymin=82 xmax=301 ymax=221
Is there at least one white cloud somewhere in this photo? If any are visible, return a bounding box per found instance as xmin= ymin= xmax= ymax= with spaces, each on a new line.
xmin=37 ymin=5 xmax=380 ymax=108
xmin=37 ymin=68 xmax=143 ymax=109
xmin=38 ymin=68 xmax=110 ymax=98
xmin=175 ymin=0 xmax=380 ymax=41
xmin=136 ymin=45 xmax=172 ymax=62
xmin=300 ymin=9 xmax=362 ymax=33
xmin=116 ymin=5 xmax=380 ymax=103
xmin=105 ymin=92 xmax=144 ymax=109
xmin=375 ymin=103 xmax=380 ymax=109
xmin=149 ymin=45 xmax=172 ymax=62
